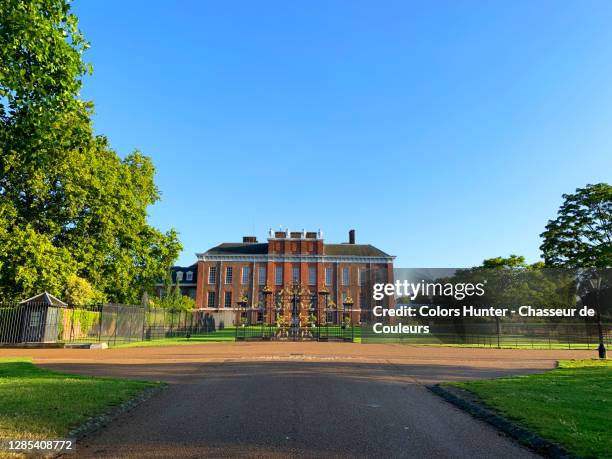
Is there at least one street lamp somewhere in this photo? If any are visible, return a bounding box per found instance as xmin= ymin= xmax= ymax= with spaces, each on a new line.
xmin=589 ymin=276 xmax=607 ymax=359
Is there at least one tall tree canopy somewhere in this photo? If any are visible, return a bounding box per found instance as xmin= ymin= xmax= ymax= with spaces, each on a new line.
xmin=540 ymin=183 xmax=612 ymax=268
xmin=0 ymin=0 xmax=181 ymax=302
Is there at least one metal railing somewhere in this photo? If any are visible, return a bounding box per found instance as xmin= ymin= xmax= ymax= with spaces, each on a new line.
xmin=234 ymin=322 xmax=356 ymax=341
xmin=0 ymin=302 xmax=103 ymax=345
xmin=0 ymin=302 xmax=218 ymax=347
xmin=361 ymin=321 xmax=612 ymax=349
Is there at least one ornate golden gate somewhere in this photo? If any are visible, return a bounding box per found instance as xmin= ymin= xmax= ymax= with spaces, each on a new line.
xmin=235 ymin=283 xmax=354 ymax=341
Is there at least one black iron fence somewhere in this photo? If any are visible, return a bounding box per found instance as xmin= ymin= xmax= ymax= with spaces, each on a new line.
xmin=234 ymin=323 xmax=355 ymax=341
xmin=0 ymin=302 xmax=222 ymax=346
xmin=361 ymin=320 xmax=612 ymax=349
xmin=0 ymin=302 xmax=102 ymax=345
xmin=1 ymin=301 xmax=609 ymax=349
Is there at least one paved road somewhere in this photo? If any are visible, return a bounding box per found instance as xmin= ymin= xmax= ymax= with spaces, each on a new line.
xmin=5 ymin=344 xmax=594 ymax=458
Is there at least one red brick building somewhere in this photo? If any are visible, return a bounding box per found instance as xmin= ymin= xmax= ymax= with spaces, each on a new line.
xmin=193 ymin=229 xmax=394 ymax=324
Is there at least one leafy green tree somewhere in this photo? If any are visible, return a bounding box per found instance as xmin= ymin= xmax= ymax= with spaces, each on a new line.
xmin=0 ymin=0 xmax=181 ymax=302
xmin=64 ymin=274 xmax=104 ymax=305
xmin=476 ymin=256 xmax=575 ymax=309
xmin=540 ymin=183 xmax=612 ymax=268
xmin=151 ymin=275 xmax=194 ymax=311
xmin=482 ymin=255 xmax=529 ymax=269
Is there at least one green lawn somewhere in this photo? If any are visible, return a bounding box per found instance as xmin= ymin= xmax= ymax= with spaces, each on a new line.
xmin=115 ymin=329 xmax=236 ymax=348
xmin=115 ymin=326 xmax=361 ymax=347
xmin=0 ymin=358 xmax=159 ymax=441
xmin=449 ymin=359 xmax=612 ymax=458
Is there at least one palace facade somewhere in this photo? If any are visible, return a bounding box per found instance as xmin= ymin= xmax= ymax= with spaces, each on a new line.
xmin=190 ymin=229 xmax=394 ymax=324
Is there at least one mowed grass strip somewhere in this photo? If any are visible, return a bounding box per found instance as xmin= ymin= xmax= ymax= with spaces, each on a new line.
xmin=114 ymin=328 xmax=237 ymax=347
xmin=449 ymin=359 xmax=612 ymax=458
xmin=0 ymin=358 xmax=159 ymax=440
xmin=114 ymin=326 xmax=361 ymax=347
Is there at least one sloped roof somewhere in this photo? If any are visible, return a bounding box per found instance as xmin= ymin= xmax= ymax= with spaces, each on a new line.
xmin=168 ymin=263 xmax=198 ymax=283
xmin=323 ymin=244 xmax=390 ymax=257
xmin=19 ymin=292 xmax=67 ymax=307
xmin=204 ymin=243 xmax=269 ymax=255
xmin=202 ymin=242 xmax=391 ymax=257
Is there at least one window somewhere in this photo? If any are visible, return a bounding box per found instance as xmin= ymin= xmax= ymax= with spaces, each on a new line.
xmin=275 ymin=266 xmax=283 ymax=285
xmin=208 ymin=267 xmax=217 ymax=284
xmin=258 ymin=267 xmax=266 ymax=285
xmin=359 ymin=268 xmax=366 ymax=286
xmin=325 ymin=267 xmax=332 ymax=286
xmin=308 ymin=266 xmax=316 ymax=285
xmin=176 ymin=271 xmax=183 ymax=282
xmin=186 ymin=271 xmax=193 ymax=282
xmin=225 ymin=267 xmax=233 ymax=284
xmin=207 ymin=292 xmax=216 ymax=308
xmin=359 ymin=291 xmax=366 ymax=308
xmin=342 ymin=267 xmax=349 ymax=286
xmin=29 ymin=310 xmax=42 ymax=327
xmin=242 ymin=266 xmax=250 ymax=285
xmin=292 ymin=266 xmax=300 ymax=283
xmin=224 ymin=291 xmax=232 ymax=308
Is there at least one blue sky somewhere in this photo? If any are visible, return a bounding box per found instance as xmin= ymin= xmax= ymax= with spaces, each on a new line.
xmin=73 ymin=0 xmax=612 ymax=267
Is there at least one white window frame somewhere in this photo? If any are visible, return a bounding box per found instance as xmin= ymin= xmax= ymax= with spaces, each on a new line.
xmin=224 ymin=291 xmax=232 ymax=308
xmin=342 ymin=267 xmax=349 ymax=286
xmin=292 ymin=266 xmax=300 ymax=284
xmin=207 ymin=292 xmax=216 ymax=308
xmin=275 ymin=266 xmax=283 ymax=285
xmin=176 ymin=271 xmax=183 ymax=282
xmin=358 ymin=268 xmax=366 ymax=286
xmin=325 ymin=267 xmax=332 ymax=286
xmin=242 ymin=266 xmax=250 ymax=285
xmin=225 ymin=267 xmax=233 ymax=284
xmin=29 ymin=310 xmax=42 ymax=327
xmin=186 ymin=271 xmax=193 ymax=282
xmin=258 ymin=267 xmax=266 ymax=285
xmin=208 ymin=267 xmax=217 ymax=284
xmin=308 ymin=266 xmax=316 ymax=285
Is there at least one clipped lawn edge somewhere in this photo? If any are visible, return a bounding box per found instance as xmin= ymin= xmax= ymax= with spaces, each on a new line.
xmin=69 ymin=383 xmax=167 ymax=441
xmin=427 ymin=384 xmax=577 ymax=459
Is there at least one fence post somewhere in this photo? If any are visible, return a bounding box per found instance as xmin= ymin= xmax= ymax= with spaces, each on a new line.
xmin=495 ymin=317 xmax=501 ymax=349
xmin=98 ymin=304 xmax=103 ymax=342
xmin=113 ymin=306 xmax=118 ymax=346
xmin=587 ymin=325 xmax=591 ymax=350
xmin=71 ymin=307 xmax=77 ymax=343
xmin=141 ymin=304 xmax=147 ymax=341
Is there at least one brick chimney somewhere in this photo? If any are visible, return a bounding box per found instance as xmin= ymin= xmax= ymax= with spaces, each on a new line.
xmin=242 ymin=236 xmax=258 ymax=243
xmin=349 ymin=229 xmax=355 ymax=244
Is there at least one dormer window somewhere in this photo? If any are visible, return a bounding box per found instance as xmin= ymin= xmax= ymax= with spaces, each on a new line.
xmin=186 ymin=271 xmax=193 ymax=282
xmin=176 ymin=271 xmax=183 ymax=282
